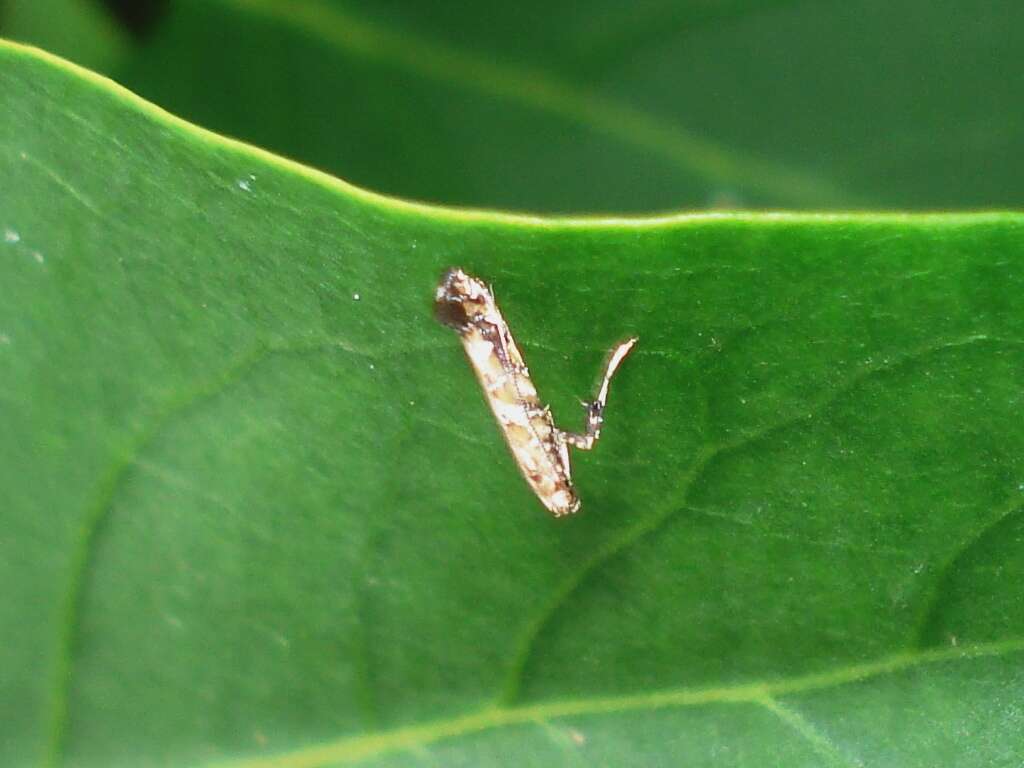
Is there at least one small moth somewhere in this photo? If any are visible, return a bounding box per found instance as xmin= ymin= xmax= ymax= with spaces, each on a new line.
xmin=435 ymin=267 xmax=637 ymax=516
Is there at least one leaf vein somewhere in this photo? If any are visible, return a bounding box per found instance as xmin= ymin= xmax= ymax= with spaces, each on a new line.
xmin=500 ymin=333 xmax=1018 ymax=703
xmin=43 ymin=339 xmax=370 ymax=768
xmin=208 ymin=637 xmax=1024 ymax=768
xmin=758 ymin=695 xmax=862 ymax=768
xmin=910 ymin=496 xmax=1024 ymax=648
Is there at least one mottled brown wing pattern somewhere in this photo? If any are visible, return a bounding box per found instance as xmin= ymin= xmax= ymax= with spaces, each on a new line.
xmin=435 ymin=268 xmax=636 ymax=517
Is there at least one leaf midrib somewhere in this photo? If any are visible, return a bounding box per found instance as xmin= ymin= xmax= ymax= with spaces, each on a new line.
xmin=211 ymin=637 xmax=1024 ymax=768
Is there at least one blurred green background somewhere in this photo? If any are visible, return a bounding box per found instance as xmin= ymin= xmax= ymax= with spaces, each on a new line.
xmin=3 ymin=0 xmax=1023 ymax=214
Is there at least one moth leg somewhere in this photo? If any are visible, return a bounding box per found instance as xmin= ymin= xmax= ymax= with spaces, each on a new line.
xmin=559 ymin=336 xmax=638 ymax=451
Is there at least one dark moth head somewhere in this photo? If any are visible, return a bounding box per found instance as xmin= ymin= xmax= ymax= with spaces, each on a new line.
xmin=434 ymin=267 xmax=477 ymax=330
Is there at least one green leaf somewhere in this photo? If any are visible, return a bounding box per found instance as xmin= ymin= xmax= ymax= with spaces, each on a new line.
xmin=104 ymin=0 xmax=1024 ymax=212
xmin=3 ymin=38 xmax=1024 ymax=768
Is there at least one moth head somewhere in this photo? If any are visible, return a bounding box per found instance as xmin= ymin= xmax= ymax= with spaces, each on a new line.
xmin=434 ymin=267 xmax=491 ymax=330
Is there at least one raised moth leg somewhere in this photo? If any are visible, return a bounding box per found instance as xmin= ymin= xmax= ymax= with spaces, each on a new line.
xmin=559 ymin=336 xmax=638 ymax=450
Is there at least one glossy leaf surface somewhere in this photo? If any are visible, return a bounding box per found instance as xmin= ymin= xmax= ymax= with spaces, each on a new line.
xmin=2 ymin=38 xmax=1024 ymax=768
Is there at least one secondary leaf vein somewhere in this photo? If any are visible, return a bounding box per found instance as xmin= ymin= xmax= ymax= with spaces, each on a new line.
xmin=758 ymin=695 xmax=862 ymax=768
xmin=500 ymin=333 xmax=1016 ymax=703
xmin=43 ymin=339 xmax=370 ymax=768
xmin=209 ymin=637 xmax=1024 ymax=768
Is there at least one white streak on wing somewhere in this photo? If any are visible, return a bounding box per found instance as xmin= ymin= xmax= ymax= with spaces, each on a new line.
xmin=493 ymin=399 xmax=532 ymax=426
xmin=466 ymin=337 xmax=494 ymax=368
xmin=438 ymin=267 xmax=585 ymax=516
xmin=514 ymin=376 xmax=538 ymax=399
